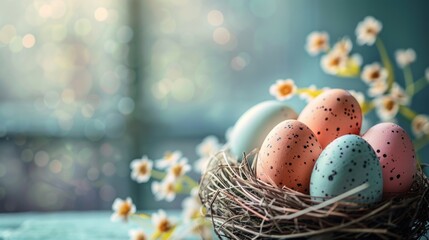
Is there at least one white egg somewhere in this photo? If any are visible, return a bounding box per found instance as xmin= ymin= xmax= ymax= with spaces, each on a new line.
xmin=229 ymin=101 xmax=297 ymax=158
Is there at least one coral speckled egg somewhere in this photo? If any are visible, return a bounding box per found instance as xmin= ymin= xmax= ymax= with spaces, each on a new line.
xmin=362 ymin=123 xmax=416 ymax=194
xmin=298 ymin=89 xmax=362 ymax=149
xmin=229 ymin=101 xmax=297 ymax=158
xmin=310 ymin=135 xmax=383 ymax=204
xmin=257 ymin=120 xmax=322 ymax=193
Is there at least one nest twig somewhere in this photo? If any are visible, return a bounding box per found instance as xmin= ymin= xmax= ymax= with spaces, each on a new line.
xmin=199 ymin=150 xmax=429 ymax=240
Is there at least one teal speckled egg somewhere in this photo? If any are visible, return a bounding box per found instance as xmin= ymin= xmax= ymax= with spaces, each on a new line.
xmin=310 ymin=134 xmax=383 ymax=204
xmin=229 ymin=101 xmax=297 ymax=158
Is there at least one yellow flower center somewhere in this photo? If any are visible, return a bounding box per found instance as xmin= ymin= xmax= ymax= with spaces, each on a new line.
xmin=384 ymin=99 xmax=395 ymax=111
xmin=415 ymin=121 xmax=424 ymax=130
xmin=414 ymin=118 xmax=427 ymax=131
xmin=135 ymin=233 xmax=146 ymax=240
xmin=171 ymin=164 xmax=183 ymax=177
xmin=167 ymin=182 xmax=175 ymax=193
xmin=315 ymin=37 xmax=325 ymax=47
xmin=278 ymin=84 xmax=293 ymax=96
xmin=157 ymin=219 xmax=172 ymax=233
xmin=370 ymin=70 xmax=380 ymax=80
xmin=366 ymin=26 xmax=377 ymax=35
xmin=118 ymin=202 xmax=131 ymax=216
xmin=329 ymin=57 xmax=341 ymax=67
xmin=139 ymin=164 xmax=148 ymax=175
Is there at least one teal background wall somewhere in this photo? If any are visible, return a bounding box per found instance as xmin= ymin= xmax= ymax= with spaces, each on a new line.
xmin=137 ymin=0 xmax=429 ymax=209
xmin=0 ymin=0 xmax=428 ymax=211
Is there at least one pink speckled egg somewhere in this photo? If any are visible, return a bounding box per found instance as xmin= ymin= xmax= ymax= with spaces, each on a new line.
xmin=362 ymin=123 xmax=416 ymax=194
xmin=298 ymin=89 xmax=362 ymax=149
xmin=257 ymin=120 xmax=322 ymax=193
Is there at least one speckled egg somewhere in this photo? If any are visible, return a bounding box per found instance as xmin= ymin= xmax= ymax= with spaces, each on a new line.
xmin=310 ymin=135 xmax=383 ymax=204
xmin=362 ymin=123 xmax=416 ymax=194
xmin=298 ymin=89 xmax=362 ymax=149
xmin=229 ymin=101 xmax=298 ymax=158
xmin=257 ymin=120 xmax=322 ymax=193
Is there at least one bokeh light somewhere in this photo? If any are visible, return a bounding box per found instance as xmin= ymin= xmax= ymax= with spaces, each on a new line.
xmin=0 ymin=0 xmax=132 ymax=212
xmin=213 ymin=27 xmax=231 ymax=45
xmin=207 ymin=10 xmax=224 ymax=26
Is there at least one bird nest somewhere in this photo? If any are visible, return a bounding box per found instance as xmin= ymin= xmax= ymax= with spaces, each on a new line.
xmin=199 ymin=150 xmax=429 ymax=240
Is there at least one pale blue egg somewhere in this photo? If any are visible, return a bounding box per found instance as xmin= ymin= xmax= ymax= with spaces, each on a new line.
xmin=229 ymin=101 xmax=297 ymax=158
xmin=310 ymin=134 xmax=383 ymax=204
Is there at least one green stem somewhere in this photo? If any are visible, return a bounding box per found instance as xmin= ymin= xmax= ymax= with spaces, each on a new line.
xmin=182 ymin=175 xmax=199 ymax=188
xmin=151 ymin=170 xmax=167 ymax=180
xmin=399 ymin=105 xmax=417 ymax=121
xmin=412 ymin=77 xmax=428 ymax=96
xmin=404 ymin=66 xmax=414 ymax=97
xmin=375 ymin=38 xmax=395 ymax=90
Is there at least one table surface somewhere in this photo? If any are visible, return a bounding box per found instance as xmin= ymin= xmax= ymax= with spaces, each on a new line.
xmin=0 ymin=211 xmax=200 ymax=240
xmin=2 ymin=211 xmax=427 ymax=240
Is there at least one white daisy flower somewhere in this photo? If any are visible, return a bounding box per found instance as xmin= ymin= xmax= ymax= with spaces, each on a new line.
xmin=412 ymin=115 xmax=429 ymax=138
xmin=305 ymin=31 xmax=329 ymax=56
xmin=152 ymin=210 xmax=174 ymax=234
xmin=130 ymin=156 xmax=153 ymax=183
xmin=110 ymin=197 xmax=136 ymax=222
xmin=374 ymin=95 xmax=399 ymax=121
xmin=182 ymin=187 xmax=203 ymax=222
xmin=196 ymin=136 xmax=220 ymax=157
xmin=390 ymin=83 xmax=410 ymax=105
xmin=361 ymin=62 xmax=388 ymax=85
xmin=128 ymin=229 xmax=147 ymax=240
xmin=367 ymin=79 xmax=388 ymax=97
xmin=347 ymin=90 xmax=365 ymax=108
xmin=332 ymin=37 xmax=352 ymax=55
xmin=395 ymin=48 xmax=416 ymax=68
xmin=426 ymin=67 xmax=429 ymax=81
xmin=320 ymin=51 xmax=347 ymax=75
xmin=167 ymin=158 xmax=191 ymax=180
xmin=151 ymin=178 xmax=176 ymax=202
xmin=355 ymin=16 xmax=382 ymax=46
xmin=191 ymin=222 xmax=213 ymax=240
xmin=269 ymin=79 xmax=297 ymax=101
xmin=425 ymin=122 xmax=429 ymax=135
xmin=194 ymin=157 xmax=211 ymax=174
xmin=194 ymin=136 xmax=221 ymax=173
xmin=156 ymin=151 xmax=182 ymax=169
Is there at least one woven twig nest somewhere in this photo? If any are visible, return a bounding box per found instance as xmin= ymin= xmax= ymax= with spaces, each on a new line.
xmin=199 ymin=150 xmax=429 ymax=240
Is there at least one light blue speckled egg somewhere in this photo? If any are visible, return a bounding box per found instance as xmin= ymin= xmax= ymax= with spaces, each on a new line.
xmin=229 ymin=101 xmax=297 ymax=158
xmin=310 ymin=134 xmax=383 ymax=204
